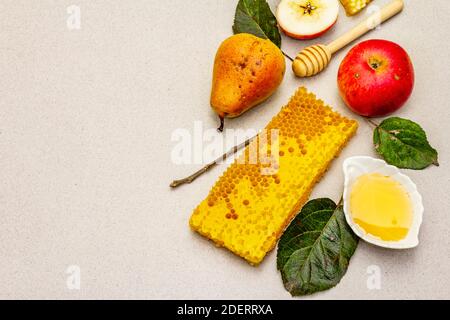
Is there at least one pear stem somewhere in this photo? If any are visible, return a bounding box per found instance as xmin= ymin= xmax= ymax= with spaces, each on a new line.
xmin=217 ymin=116 xmax=225 ymax=132
xmin=170 ymin=136 xmax=255 ymax=188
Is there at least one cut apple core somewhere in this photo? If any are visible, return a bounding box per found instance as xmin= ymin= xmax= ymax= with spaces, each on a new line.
xmin=277 ymin=0 xmax=339 ymax=40
xmin=300 ymin=2 xmax=317 ymax=15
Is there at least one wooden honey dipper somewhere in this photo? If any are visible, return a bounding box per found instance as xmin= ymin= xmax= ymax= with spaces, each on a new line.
xmin=293 ymin=0 xmax=404 ymax=78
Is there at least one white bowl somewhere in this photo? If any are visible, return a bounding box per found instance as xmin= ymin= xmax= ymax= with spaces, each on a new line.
xmin=342 ymin=156 xmax=423 ymax=249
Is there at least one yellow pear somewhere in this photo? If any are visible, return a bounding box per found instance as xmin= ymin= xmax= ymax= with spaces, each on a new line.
xmin=210 ymin=33 xmax=286 ymax=131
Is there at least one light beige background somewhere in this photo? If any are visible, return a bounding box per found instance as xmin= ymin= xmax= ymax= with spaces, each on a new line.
xmin=0 ymin=0 xmax=449 ymax=299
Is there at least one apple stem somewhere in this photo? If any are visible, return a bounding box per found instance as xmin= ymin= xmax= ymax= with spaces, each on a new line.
xmin=282 ymin=51 xmax=294 ymax=62
xmin=368 ymin=58 xmax=383 ymax=71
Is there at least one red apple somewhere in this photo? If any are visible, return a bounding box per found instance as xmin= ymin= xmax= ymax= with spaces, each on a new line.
xmin=276 ymin=0 xmax=339 ymax=40
xmin=338 ymin=39 xmax=415 ymax=117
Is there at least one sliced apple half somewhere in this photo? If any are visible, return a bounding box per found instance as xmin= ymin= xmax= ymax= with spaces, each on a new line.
xmin=276 ymin=0 xmax=339 ymax=40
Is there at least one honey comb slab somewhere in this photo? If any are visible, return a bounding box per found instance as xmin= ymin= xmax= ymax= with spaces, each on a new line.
xmin=340 ymin=0 xmax=373 ymax=16
xmin=190 ymin=87 xmax=358 ymax=265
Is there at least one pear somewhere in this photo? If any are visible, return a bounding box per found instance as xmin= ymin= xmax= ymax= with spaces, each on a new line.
xmin=210 ymin=33 xmax=286 ymax=131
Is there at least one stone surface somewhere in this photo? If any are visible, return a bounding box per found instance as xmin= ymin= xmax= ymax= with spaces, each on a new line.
xmin=0 ymin=0 xmax=449 ymax=299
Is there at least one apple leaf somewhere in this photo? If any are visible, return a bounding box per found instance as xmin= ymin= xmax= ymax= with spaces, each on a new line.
xmin=373 ymin=117 xmax=439 ymax=170
xmin=277 ymin=198 xmax=359 ymax=296
xmin=233 ymin=0 xmax=281 ymax=48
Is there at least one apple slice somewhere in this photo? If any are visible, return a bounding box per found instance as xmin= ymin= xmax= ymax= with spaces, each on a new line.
xmin=276 ymin=0 xmax=339 ymax=40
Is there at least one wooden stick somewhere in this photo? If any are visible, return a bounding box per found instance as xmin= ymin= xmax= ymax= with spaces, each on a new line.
xmin=170 ymin=135 xmax=256 ymax=188
xmin=328 ymin=0 xmax=404 ymax=54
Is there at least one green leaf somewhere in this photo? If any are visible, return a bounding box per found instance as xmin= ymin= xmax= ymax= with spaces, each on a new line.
xmin=233 ymin=0 xmax=281 ymax=48
xmin=277 ymin=199 xmax=359 ymax=296
xmin=373 ymin=117 xmax=439 ymax=170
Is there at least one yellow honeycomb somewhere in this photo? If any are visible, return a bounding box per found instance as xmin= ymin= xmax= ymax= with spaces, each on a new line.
xmin=190 ymin=87 xmax=358 ymax=265
xmin=340 ymin=0 xmax=373 ymax=16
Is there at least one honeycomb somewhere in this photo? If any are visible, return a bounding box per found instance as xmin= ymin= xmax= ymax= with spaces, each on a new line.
xmin=340 ymin=0 xmax=373 ymax=16
xmin=190 ymin=87 xmax=358 ymax=265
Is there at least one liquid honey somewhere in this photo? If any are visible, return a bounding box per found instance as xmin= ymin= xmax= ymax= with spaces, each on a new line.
xmin=350 ymin=173 xmax=413 ymax=241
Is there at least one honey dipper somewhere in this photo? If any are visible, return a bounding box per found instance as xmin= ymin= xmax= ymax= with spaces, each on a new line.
xmin=292 ymin=0 xmax=404 ymax=78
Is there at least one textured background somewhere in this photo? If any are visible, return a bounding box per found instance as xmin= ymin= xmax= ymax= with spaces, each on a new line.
xmin=0 ymin=0 xmax=449 ymax=299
